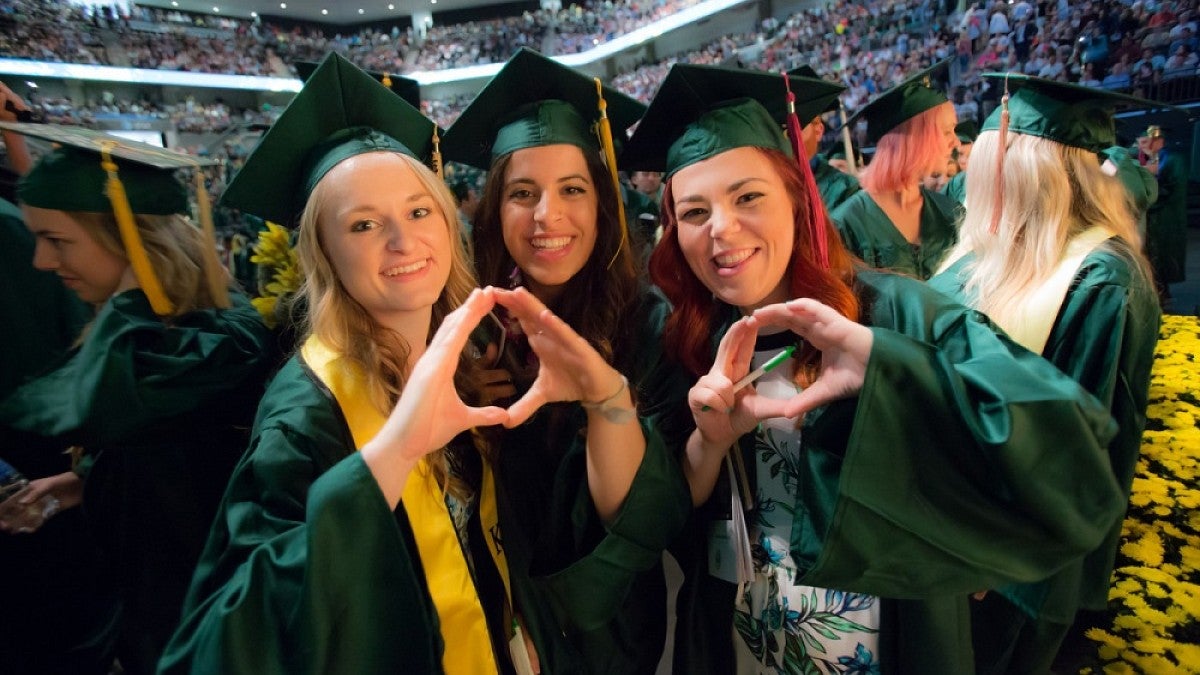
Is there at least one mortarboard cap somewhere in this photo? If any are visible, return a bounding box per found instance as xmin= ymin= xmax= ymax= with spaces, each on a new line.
xmin=621 ymin=63 xmax=844 ymax=179
xmin=787 ymin=65 xmax=841 ymax=115
xmin=0 ymin=122 xmax=223 ymax=316
xmin=980 ymin=73 xmax=1162 ymax=152
xmin=441 ymin=47 xmax=645 ymax=170
xmin=842 ymin=59 xmax=952 ymax=145
xmin=955 ymin=120 xmax=980 ymax=144
xmin=2 ymin=122 xmax=216 ymax=215
xmin=294 ymin=58 xmax=421 ymax=109
xmin=223 ymin=52 xmax=438 ymax=227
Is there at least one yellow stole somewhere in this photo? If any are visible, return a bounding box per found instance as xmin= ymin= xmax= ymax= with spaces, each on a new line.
xmin=300 ymin=336 xmax=510 ymax=675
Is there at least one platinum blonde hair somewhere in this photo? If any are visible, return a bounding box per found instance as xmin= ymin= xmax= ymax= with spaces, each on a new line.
xmin=950 ymin=130 xmax=1151 ymax=326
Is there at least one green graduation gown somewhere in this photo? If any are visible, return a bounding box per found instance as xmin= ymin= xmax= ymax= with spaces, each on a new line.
xmin=1144 ymin=148 xmax=1188 ymax=285
xmin=661 ymin=269 xmax=1123 ymax=675
xmin=0 ymin=289 xmax=273 ymax=675
xmin=493 ymin=289 xmax=693 ymax=674
xmin=159 ymin=354 xmax=516 ymax=675
xmin=941 ymin=170 xmax=967 ymax=205
xmin=0 ymin=199 xmax=118 ymax=675
xmin=931 ymin=240 xmax=1161 ymax=674
xmin=831 ymin=188 xmax=963 ymax=279
xmin=812 ymin=156 xmax=861 ymax=212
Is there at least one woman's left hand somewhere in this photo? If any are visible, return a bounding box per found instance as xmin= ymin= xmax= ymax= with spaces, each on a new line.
xmin=748 ymin=297 xmax=873 ymax=419
xmin=492 ymin=287 xmax=626 ymax=427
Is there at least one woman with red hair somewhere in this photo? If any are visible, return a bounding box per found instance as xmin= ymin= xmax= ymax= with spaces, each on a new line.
xmin=622 ymin=63 xmax=1125 ymax=674
xmin=831 ymin=60 xmax=963 ymax=279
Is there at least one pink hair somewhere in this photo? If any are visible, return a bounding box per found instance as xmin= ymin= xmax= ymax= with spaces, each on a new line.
xmin=859 ymin=102 xmax=953 ymax=193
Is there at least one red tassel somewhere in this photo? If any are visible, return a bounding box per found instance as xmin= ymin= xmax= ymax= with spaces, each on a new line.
xmin=989 ymin=91 xmax=1009 ymax=236
xmin=782 ymin=72 xmax=831 ymax=270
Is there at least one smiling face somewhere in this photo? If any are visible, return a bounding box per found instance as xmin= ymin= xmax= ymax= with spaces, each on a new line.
xmin=24 ymin=205 xmax=128 ymax=306
xmin=315 ymin=152 xmax=453 ymax=329
xmin=671 ymin=146 xmax=795 ymax=313
xmin=499 ymin=144 xmax=599 ymax=303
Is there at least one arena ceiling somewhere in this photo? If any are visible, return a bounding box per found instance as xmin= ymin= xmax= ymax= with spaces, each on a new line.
xmin=135 ymin=0 xmax=509 ymax=26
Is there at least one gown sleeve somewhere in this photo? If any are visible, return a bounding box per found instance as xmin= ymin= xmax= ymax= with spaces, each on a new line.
xmin=1000 ymin=247 xmax=1161 ymax=618
xmin=497 ymin=290 xmax=692 ymax=672
xmin=158 ymin=360 xmax=441 ymax=675
xmin=0 ymin=289 xmax=271 ymax=450
xmin=790 ymin=271 xmax=1124 ymax=598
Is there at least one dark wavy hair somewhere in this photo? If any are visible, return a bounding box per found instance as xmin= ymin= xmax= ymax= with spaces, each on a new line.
xmin=472 ymin=146 xmax=642 ymax=380
xmin=649 ymin=147 xmax=861 ymax=386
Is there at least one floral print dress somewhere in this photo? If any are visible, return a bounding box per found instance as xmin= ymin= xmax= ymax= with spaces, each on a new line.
xmin=725 ymin=338 xmax=882 ymax=674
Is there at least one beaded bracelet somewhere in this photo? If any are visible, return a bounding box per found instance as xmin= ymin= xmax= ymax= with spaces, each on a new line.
xmin=580 ymin=375 xmax=636 ymax=424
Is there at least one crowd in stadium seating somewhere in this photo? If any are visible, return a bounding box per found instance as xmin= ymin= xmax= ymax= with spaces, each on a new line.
xmin=5 ymin=0 xmax=1199 ymax=153
xmin=3 ymin=0 xmax=1196 ymax=116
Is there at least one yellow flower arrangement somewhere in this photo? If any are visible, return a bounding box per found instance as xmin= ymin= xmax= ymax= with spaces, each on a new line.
xmin=1083 ymin=315 xmax=1200 ymax=674
xmin=248 ymin=222 xmax=300 ymax=329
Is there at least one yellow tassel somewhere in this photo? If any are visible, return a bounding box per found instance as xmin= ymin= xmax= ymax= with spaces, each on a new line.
xmin=382 ymin=72 xmax=393 ymax=89
xmin=431 ymin=126 xmax=443 ymax=180
xmin=101 ymin=143 xmax=174 ymax=316
xmin=594 ymin=77 xmax=628 ymax=270
xmin=194 ymin=170 xmax=231 ymax=309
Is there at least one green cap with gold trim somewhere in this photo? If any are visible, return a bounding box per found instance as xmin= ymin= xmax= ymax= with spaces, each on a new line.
xmin=842 ymin=59 xmax=952 ymax=144
xmin=621 ymin=63 xmax=844 ymax=179
xmin=440 ymin=47 xmax=645 ymax=170
xmin=222 ymin=52 xmax=438 ymax=226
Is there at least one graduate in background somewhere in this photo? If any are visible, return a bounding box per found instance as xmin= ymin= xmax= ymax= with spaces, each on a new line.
xmin=1140 ymin=124 xmax=1189 ymax=303
xmin=0 ymin=122 xmax=272 ymax=675
xmin=623 ymin=62 xmax=1125 ymax=674
xmin=931 ymin=74 xmax=1161 ymax=675
xmin=0 ymin=90 xmax=119 ymax=675
xmin=788 ymin=65 xmax=862 ymax=212
xmin=442 ymin=48 xmax=692 ymax=674
xmin=831 ymin=60 xmax=964 ymax=279
xmin=941 ymin=119 xmax=978 ymax=204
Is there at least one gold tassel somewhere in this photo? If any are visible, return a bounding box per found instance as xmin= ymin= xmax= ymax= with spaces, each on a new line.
xmin=101 ymin=143 xmax=175 ymax=316
xmin=382 ymin=72 xmax=393 ymax=89
xmin=194 ymin=170 xmax=231 ymax=309
xmin=431 ymin=126 xmax=443 ymax=180
xmin=989 ymin=77 xmax=1010 ymax=236
xmin=594 ymin=77 xmax=628 ymax=270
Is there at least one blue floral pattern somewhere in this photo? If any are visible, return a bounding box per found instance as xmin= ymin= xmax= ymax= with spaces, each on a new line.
xmin=728 ymin=349 xmax=881 ymax=674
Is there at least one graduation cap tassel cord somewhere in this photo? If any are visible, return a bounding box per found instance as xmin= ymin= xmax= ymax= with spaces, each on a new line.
xmin=594 ymin=77 xmax=628 ymax=270
xmin=101 ymin=143 xmax=175 ymax=316
xmin=781 ymin=72 xmax=830 ymax=270
xmin=838 ymin=99 xmax=856 ymax=175
xmin=194 ymin=170 xmax=231 ymax=308
xmin=431 ymin=127 xmax=443 ymax=180
xmin=989 ymin=80 xmax=1010 ymax=236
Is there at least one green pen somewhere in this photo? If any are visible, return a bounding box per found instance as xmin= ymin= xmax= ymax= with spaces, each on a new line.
xmin=702 ymin=344 xmax=796 ymax=411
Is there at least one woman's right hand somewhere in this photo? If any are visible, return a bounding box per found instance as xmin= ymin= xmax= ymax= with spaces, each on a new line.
xmin=688 ymin=317 xmax=765 ymax=452
xmin=360 ymin=287 xmax=510 ymax=507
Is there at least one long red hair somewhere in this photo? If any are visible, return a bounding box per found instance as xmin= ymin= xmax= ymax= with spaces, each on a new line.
xmin=649 ymin=147 xmax=860 ymax=385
